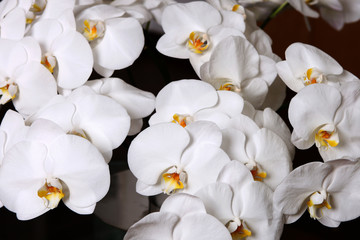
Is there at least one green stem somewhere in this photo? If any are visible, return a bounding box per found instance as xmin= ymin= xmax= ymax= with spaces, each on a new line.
xmin=261 ymin=1 xmax=289 ymax=29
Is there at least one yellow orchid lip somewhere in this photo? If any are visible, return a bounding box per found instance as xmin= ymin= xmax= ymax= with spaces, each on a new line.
xmin=37 ymin=179 xmax=65 ymax=209
xmin=172 ymin=113 xmax=193 ymax=127
xmin=315 ymin=127 xmax=339 ymax=149
xmin=307 ymin=191 xmax=331 ymax=219
xmin=187 ymin=31 xmax=210 ymax=54
xmin=83 ymin=19 xmax=106 ymax=42
xmin=161 ymin=168 xmax=187 ymax=195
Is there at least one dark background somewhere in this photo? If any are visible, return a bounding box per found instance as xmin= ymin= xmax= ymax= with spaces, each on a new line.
xmin=1 ymin=7 xmax=360 ymax=240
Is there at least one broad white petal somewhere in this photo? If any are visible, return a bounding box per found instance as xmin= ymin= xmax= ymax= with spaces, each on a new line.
xmin=52 ymin=30 xmax=93 ymax=89
xmin=149 ymin=80 xmax=218 ymax=125
xmin=128 ymin=123 xmax=190 ymax=185
xmin=175 ymin=212 xmax=231 ymax=240
xmin=93 ymin=17 xmax=144 ymax=70
xmin=124 ymin=212 xmax=179 ymax=240
xmin=160 ymin=193 xmax=206 ymax=217
xmin=49 ymin=135 xmax=110 ymax=208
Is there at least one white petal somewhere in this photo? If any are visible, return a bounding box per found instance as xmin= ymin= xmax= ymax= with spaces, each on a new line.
xmin=124 ymin=212 xmax=178 ymax=240
xmin=13 ymin=62 xmax=57 ymax=116
xmin=174 ymin=212 xmax=231 ymax=240
xmin=49 ymin=135 xmax=110 ymax=208
xmin=52 ymin=30 xmax=93 ymax=89
xmin=128 ymin=123 xmax=190 ymax=185
xmin=195 ymin=182 xmax=235 ymax=225
xmin=93 ymin=17 xmax=144 ymax=70
xmin=0 ymin=141 xmax=47 ymax=216
xmin=160 ymin=193 xmax=206 ymax=217
xmin=149 ymin=80 xmax=218 ymax=125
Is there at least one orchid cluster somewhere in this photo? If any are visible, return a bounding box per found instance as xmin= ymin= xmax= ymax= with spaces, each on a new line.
xmin=0 ymin=0 xmax=359 ymax=239
xmin=0 ymin=0 xmax=156 ymax=219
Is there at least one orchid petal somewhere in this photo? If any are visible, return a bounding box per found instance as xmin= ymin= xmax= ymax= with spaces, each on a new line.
xmin=49 ymin=135 xmax=110 ymax=208
xmin=124 ymin=212 xmax=179 ymax=240
xmin=161 ymin=193 xmax=206 ymax=217
xmin=128 ymin=123 xmax=190 ymax=185
xmin=175 ymin=212 xmax=231 ymax=240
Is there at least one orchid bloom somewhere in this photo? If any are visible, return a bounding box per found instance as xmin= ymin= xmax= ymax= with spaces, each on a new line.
xmin=26 ymin=86 xmax=131 ymax=162
xmin=276 ymin=42 xmax=358 ymax=92
xmin=124 ymin=193 xmax=232 ymax=240
xmin=0 ymin=38 xmax=57 ymax=116
xmin=156 ymin=1 xmax=222 ymax=59
xmin=274 ymin=160 xmax=360 ymax=227
xmin=221 ymin=115 xmax=292 ymax=190
xmin=75 ymin=4 xmax=144 ymax=77
xmin=288 ymin=82 xmax=360 ymax=161
xmin=0 ymin=118 xmax=110 ymax=220
xmin=196 ymin=161 xmax=284 ymax=240
xmin=200 ymin=35 xmax=277 ymax=109
xmin=128 ymin=121 xmax=231 ymax=196
xmin=148 ymin=79 xmax=245 ymax=129
xmin=287 ymin=0 xmax=360 ymax=30
xmin=85 ymin=77 xmax=155 ymax=135
xmin=27 ymin=11 xmax=93 ymax=90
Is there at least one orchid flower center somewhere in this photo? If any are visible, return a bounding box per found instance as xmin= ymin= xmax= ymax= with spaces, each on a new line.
xmin=226 ymin=218 xmax=252 ymax=239
xmin=172 ymin=113 xmax=193 ymax=127
xmin=187 ymin=31 xmax=210 ymax=54
xmin=219 ymin=83 xmax=241 ymax=93
xmin=305 ymin=0 xmax=319 ymax=6
xmin=303 ymin=67 xmax=326 ymax=86
xmin=232 ymin=4 xmax=246 ymax=19
xmin=161 ymin=166 xmax=187 ymax=195
xmin=315 ymin=124 xmax=339 ymax=149
xmin=41 ymin=53 xmax=57 ymax=73
xmin=31 ymin=0 xmax=47 ymax=13
xmin=37 ymin=178 xmax=64 ymax=209
xmin=0 ymin=78 xmax=18 ymax=104
xmin=246 ymin=161 xmax=267 ymax=182
xmin=82 ymin=19 xmax=106 ymax=42
xmin=68 ymin=129 xmax=89 ymax=140
xmin=307 ymin=190 xmax=331 ymax=219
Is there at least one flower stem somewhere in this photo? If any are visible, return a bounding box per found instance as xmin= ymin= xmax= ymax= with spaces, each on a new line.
xmin=261 ymin=1 xmax=289 ymax=29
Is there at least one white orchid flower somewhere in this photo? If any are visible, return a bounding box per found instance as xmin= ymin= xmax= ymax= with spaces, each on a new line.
xmin=124 ymin=193 xmax=232 ymax=240
xmin=128 ymin=121 xmax=231 ymax=196
xmin=156 ymin=1 xmax=222 ymax=59
xmin=200 ymin=35 xmax=277 ymax=109
xmin=85 ymin=77 xmax=155 ymax=135
xmin=289 ymin=82 xmax=360 ymax=161
xmin=196 ymin=161 xmax=284 ymax=240
xmin=26 ymin=86 xmax=131 ymax=162
xmin=148 ymin=79 xmax=244 ymax=129
xmin=27 ymin=13 xmax=93 ymax=90
xmin=75 ymin=4 xmax=144 ymax=77
xmin=0 ymin=38 xmax=57 ymax=116
xmin=221 ymin=115 xmax=292 ymax=190
xmin=276 ymin=42 xmax=357 ymax=92
xmin=0 ymin=118 xmax=110 ymax=220
xmin=319 ymin=0 xmax=360 ymax=30
xmin=274 ymin=160 xmax=360 ymax=227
